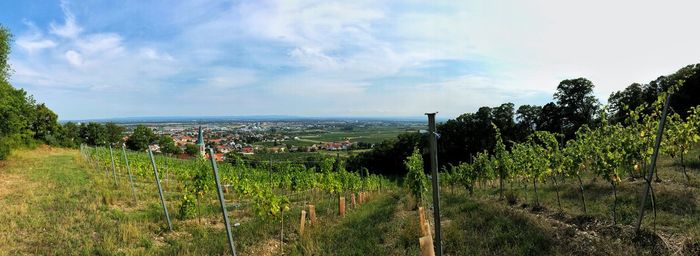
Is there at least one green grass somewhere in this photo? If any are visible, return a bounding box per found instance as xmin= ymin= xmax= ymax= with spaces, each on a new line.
xmin=2 ymin=146 xmax=699 ymax=255
xmin=0 ymin=147 xmax=390 ymax=255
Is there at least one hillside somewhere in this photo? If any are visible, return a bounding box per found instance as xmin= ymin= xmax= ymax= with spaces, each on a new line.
xmin=1 ymin=146 xmax=698 ymax=255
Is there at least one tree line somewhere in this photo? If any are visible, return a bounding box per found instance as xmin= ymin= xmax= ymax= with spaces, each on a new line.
xmin=0 ymin=25 xmax=63 ymax=159
xmin=349 ymin=65 xmax=700 ymax=176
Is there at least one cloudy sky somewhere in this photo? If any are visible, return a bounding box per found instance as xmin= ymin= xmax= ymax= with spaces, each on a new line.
xmin=1 ymin=0 xmax=699 ymax=120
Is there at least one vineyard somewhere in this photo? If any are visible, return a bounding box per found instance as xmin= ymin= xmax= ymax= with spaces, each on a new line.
xmin=73 ymin=141 xmax=394 ymax=254
xmin=0 ymin=88 xmax=699 ymax=255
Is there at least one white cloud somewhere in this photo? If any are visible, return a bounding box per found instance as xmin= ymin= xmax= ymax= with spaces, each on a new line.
xmin=139 ymin=48 xmax=174 ymax=61
xmin=16 ymin=38 xmax=57 ymax=53
xmin=49 ymin=0 xmax=82 ymax=38
xmin=201 ymin=68 xmax=258 ymax=89
xmin=75 ymin=33 xmax=123 ymax=55
xmin=10 ymin=0 xmax=700 ymax=119
xmin=64 ymin=50 xmax=83 ymax=66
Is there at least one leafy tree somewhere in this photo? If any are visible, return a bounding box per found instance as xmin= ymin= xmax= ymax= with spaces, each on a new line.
xmin=0 ymin=24 xmax=11 ymax=81
xmin=537 ymin=102 xmax=562 ymax=134
xmin=184 ymin=143 xmax=199 ymax=156
xmin=104 ymin=122 xmax=125 ymax=146
xmin=159 ymin=135 xmax=182 ymax=155
xmin=126 ymin=124 xmax=156 ymax=151
xmin=553 ymin=78 xmax=600 ymax=139
xmin=608 ymin=83 xmax=644 ymax=123
xmin=82 ymin=122 xmax=107 ymax=146
xmin=516 ymin=104 xmax=542 ymax=141
xmin=31 ymin=103 xmax=59 ymax=143
xmin=492 ymin=103 xmax=516 ymax=142
xmin=404 ymin=147 xmax=428 ymax=208
xmin=60 ymin=122 xmax=81 ymax=147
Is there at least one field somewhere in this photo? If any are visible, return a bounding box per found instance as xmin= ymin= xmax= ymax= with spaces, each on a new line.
xmin=0 ymin=145 xmax=698 ymax=255
xmin=296 ymin=127 xmax=417 ymax=144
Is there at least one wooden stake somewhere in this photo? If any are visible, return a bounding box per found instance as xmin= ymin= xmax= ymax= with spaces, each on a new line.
xmin=308 ymin=204 xmax=316 ymax=225
xmin=419 ymin=207 xmax=427 ymax=236
xmin=299 ymin=210 xmax=307 ymax=235
xmin=351 ymin=193 xmax=357 ymax=209
xmin=339 ymin=196 xmax=345 ymax=217
xmin=419 ymin=236 xmax=435 ymax=256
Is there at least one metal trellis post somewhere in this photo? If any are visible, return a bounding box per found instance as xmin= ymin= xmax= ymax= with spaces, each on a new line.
xmin=635 ymin=93 xmax=671 ymax=233
xmin=122 ymin=144 xmax=137 ymax=202
xmin=109 ymin=144 xmax=118 ymax=186
xmin=209 ymin=148 xmax=238 ymax=256
xmin=148 ymin=148 xmax=173 ymax=231
xmin=426 ymin=112 xmax=443 ymax=256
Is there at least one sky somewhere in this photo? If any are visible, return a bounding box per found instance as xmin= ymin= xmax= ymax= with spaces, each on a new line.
xmin=1 ymin=0 xmax=700 ymax=120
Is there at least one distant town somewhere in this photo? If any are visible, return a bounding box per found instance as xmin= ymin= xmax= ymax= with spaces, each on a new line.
xmin=115 ymin=119 xmax=424 ymax=161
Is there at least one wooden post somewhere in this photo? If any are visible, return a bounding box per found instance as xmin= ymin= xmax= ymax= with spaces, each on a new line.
xmin=339 ymin=196 xmax=345 ymax=217
xmin=419 ymin=236 xmax=435 ymax=256
xmin=308 ymin=205 xmax=316 ymax=225
xmin=351 ymin=193 xmax=357 ymax=209
xmin=299 ymin=210 xmax=307 ymax=235
xmin=419 ymin=207 xmax=427 ymax=236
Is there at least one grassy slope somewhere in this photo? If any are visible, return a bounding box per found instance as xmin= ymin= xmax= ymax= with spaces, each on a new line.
xmin=0 ymin=147 xmax=395 ymax=255
xmin=1 ymin=146 xmax=699 ymax=255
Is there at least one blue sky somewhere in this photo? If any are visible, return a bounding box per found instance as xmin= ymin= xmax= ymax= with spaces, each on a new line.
xmin=2 ymin=0 xmax=700 ymax=120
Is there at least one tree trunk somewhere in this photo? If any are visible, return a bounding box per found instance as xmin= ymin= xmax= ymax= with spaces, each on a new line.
xmin=650 ymin=182 xmax=657 ymax=232
xmin=681 ymin=153 xmax=690 ymax=185
xmin=552 ymin=176 xmax=562 ymax=212
xmin=499 ymin=173 xmax=504 ymax=200
xmin=533 ymin=178 xmax=539 ymax=207
xmin=577 ymin=174 xmax=587 ymax=214
xmin=280 ymin=209 xmax=284 ymax=250
xmin=611 ymin=182 xmax=617 ymax=225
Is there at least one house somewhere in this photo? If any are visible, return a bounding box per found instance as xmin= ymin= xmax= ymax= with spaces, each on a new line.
xmin=148 ymin=144 xmax=161 ymax=153
xmin=241 ymin=146 xmax=254 ymax=155
xmin=204 ymin=153 xmax=225 ymax=162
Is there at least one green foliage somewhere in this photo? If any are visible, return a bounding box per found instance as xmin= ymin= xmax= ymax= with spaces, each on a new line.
xmin=177 ymin=194 xmax=197 ymax=219
xmin=60 ymin=122 xmax=82 ymax=148
xmin=81 ymin=122 xmax=107 ymax=146
xmin=158 ymin=135 xmax=182 ymax=155
xmin=404 ymin=148 xmax=428 ymax=206
xmin=0 ymin=136 xmax=9 ymax=160
xmin=0 ymin=25 xmax=61 ymax=154
xmin=31 ymin=103 xmax=60 ymax=143
xmin=104 ymin=122 xmax=125 ymax=146
xmin=126 ymin=125 xmax=156 ymax=151
xmin=184 ymin=143 xmax=199 ymax=156
xmin=0 ymin=24 xmax=11 ymax=81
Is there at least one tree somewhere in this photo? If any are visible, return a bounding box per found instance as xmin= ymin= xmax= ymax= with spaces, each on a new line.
xmin=0 ymin=24 xmax=12 ymax=81
xmin=516 ymin=104 xmax=541 ymax=141
xmin=0 ymin=24 xmax=61 ymax=155
xmin=537 ymin=102 xmax=562 ymax=134
xmin=30 ymin=103 xmax=59 ymax=143
xmin=60 ymin=121 xmax=81 ymax=147
xmin=492 ymin=103 xmax=516 ymax=142
xmin=82 ymin=122 xmax=106 ymax=146
xmin=184 ymin=143 xmax=199 ymax=156
xmin=553 ymin=78 xmax=600 ymax=139
xmin=126 ymin=124 xmax=156 ymax=151
xmin=608 ymin=83 xmax=644 ymax=123
xmin=104 ymin=122 xmax=125 ymax=146
xmin=159 ymin=135 xmax=182 ymax=155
